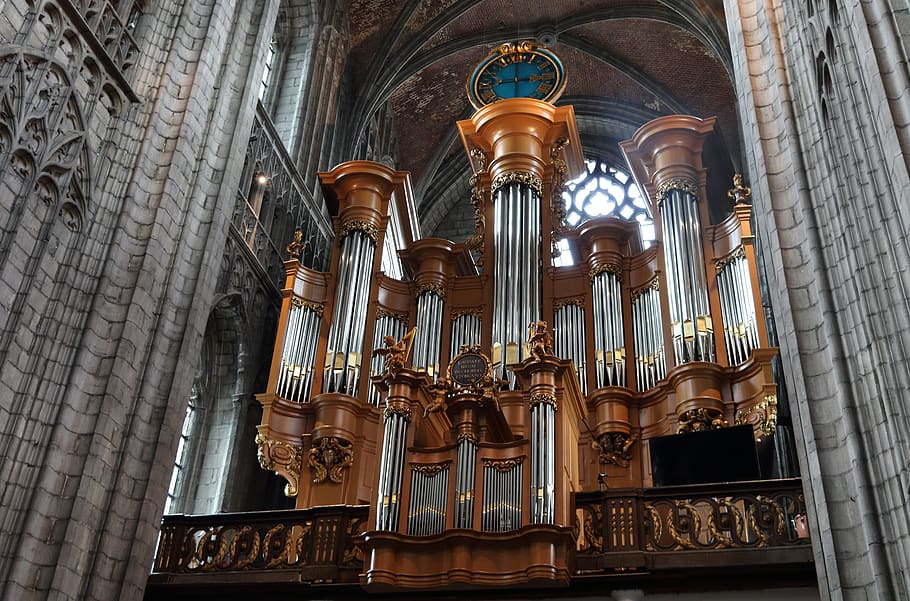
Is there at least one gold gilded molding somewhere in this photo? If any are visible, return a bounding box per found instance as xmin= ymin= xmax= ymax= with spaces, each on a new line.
xmin=286 ymin=229 xmax=306 ymax=259
xmin=594 ymin=432 xmax=637 ymax=468
xmin=384 ymin=401 xmax=413 ymax=422
xmin=308 ymin=436 xmax=354 ymax=484
xmin=255 ymin=434 xmax=303 ymax=496
xmin=550 ymin=137 xmax=571 ymax=254
xmin=588 ymin=263 xmax=622 ymax=282
xmin=415 ymin=282 xmax=446 ymax=299
xmin=482 ymin=456 xmax=524 ymax=472
xmin=466 ymin=157 xmax=487 ymax=264
xmin=714 ymin=246 xmax=746 ymax=272
xmin=554 ymin=297 xmax=585 ymax=311
xmin=630 ymin=277 xmax=660 ymax=303
xmin=727 ymin=173 xmax=752 ymax=205
xmin=735 ymin=394 xmax=778 ymax=440
xmin=677 ymin=407 xmax=727 ymax=433
xmin=290 ymin=296 xmax=325 ymax=316
xmin=451 ymin=307 xmax=483 ymax=319
xmin=411 ymin=462 xmax=450 ymax=476
xmin=457 ymin=431 xmax=478 ymax=445
xmin=491 ymin=171 xmax=543 ymax=195
xmin=655 ymin=178 xmax=698 ymax=204
xmin=339 ymin=220 xmax=379 ymax=242
xmin=529 ymin=392 xmax=557 ymax=411
xmin=376 ymin=307 xmax=409 ymax=322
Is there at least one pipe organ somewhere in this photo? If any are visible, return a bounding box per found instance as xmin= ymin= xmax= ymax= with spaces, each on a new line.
xmin=255 ymin=101 xmax=782 ymax=591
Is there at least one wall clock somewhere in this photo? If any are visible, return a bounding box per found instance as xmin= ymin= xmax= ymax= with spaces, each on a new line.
xmin=467 ymin=41 xmax=566 ymax=109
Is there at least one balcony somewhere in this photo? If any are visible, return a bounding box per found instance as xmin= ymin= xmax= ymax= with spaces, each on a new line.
xmin=146 ymin=479 xmax=814 ymax=599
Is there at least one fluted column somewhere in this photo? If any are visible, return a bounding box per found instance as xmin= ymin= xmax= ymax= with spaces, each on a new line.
xmin=458 ymin=99 xmax=583 ymax=385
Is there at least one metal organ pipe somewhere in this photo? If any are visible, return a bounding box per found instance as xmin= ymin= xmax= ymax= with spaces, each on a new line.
xmin=412 ymin=290 xmax=444 ymax=378
xmin=530 ymin=399 xmax=556 ymax=524
xmin=632 ymin=285 xmax=666 ymax=390
xmin=659 ymin=188 xmax=714 ymax=365
xmin=454 ymin=438 xmax=477 ymax=529
xmin=493 ymin=183 xmax=541 ymax=386
xmin=277 ymin=301 xmax=323 ymax=402
xmin=554 ymin=303 xmax=586 ymax=394
xmin=323 ymin=230 xmax=377 ymax=395
xmin=591 ymin=270 xmax=625 ymax=388
xmin=716 ymin=250 xmax=759 ymax=365
xmin=450 ymin=313 xmax=481 ymax=360
xmin=376 ymin=411 xmax=409 ymax=531
xmin=407 ymin=466 xmax=449 ymax=536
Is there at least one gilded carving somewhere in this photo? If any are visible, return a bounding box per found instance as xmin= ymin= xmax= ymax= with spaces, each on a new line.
xmin=727 ymin=173 xmax=752 ymax=205
xmin=376 ymin=307 xmax=409 ymax=322
xmin=529 ymin=392 xmax=557 ymax=411
xmin=482 ymin=456 xmax=524 ymax=472
xmin=491 ymin=171 xmax=542 ymax=195
xmin=735 ymin=394 xmax=778 ymax=440
xmin=677 ymin=407 xmax=728 ymax=433
xmin=630 ymin=277 xmax=660 ymax=303
xmin=451 ymin=307 xmax=483 ymax=319
xmin=415 ymin=282 xmax=446 ymax=299
xmin=384 ymin=401 xmax=413 ymax=422
xmin=588 ymin=263 xmax=622 ymax=282
xmin=286 ymin=228 xmax=306 ymax=259
xmin=553 ymin=297 xmax=585 ymax=311
xmin=594 ymin=432 xmax=637 ymax=468
xmin=655 ymin=178 xmax=698 ymax=204
xmin=466 ymin=148 xmax=487 ymax=263
xmin=256 ymin=433 xmax=303 ymax=496
xmin=714 ymin=246 xmax=746 ymax=272
xmin=308 ymin=437 xmax=354 ymax=484
xmin=340 ymin=219 xmax=379 ymax=242
xmin=411 ymin=462 xmax=450 ymax=476
xmin=290 ymin=296 xmax=325 ymax=316
xmin=550 ymin=137 xmax=570 ymax=256
xmin=372 ymin=326 xmax=416 ymax=376
xmin=528 ymin=320 xmax=554 ymax=360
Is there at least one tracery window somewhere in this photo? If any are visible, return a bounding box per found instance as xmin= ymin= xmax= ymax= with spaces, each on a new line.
xmin=164 ymin=391 xmax=199 ymax=514
xmin=554 ymin=159 xmax=655 ymax=266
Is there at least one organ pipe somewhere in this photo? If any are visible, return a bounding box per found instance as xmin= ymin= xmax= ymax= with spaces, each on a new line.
xmin=554 ymin=302 xmax=586 ymax=394
xmin=450 ymin=313 xmax=481 ymax=361
xmin=530 ymin=396 xmax=556 ymax=524
xmin=411 ymin=289 xmax=445 ymax=378
xmin=454 ymin=437 xmax=477 ymax=529
xmin=323 ymin=229 xmax=377 ymax=395
xmin=407 ymin=465 xmax=449 ymax=536
xmin=376 ymin=409 xmax=410 ymax=530
xmin=276 ymin=299 xmax=323 ymax=402
xmin=591 ymin=269 xmax=626 ymax=388
xmin=659 ymin=187 xmax=714 ymax=365
xmin=632 ymin=284 xmax=666 ymax=390
xmin=492 ymin=182 xmax=541 ymax=386
xmin=716 ymin=249 xmax=759 ymax=365
xmin=481 ymin=461 xmax=523 ymax=532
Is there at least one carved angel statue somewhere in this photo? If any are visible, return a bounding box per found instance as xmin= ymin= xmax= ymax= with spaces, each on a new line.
xmin=528 ymin=320 xmax=554 ymax=361
xmin=372 ymin=327 xmax=416 ymax=375
xmin=423 ymin=375 xmax=451 ymax=417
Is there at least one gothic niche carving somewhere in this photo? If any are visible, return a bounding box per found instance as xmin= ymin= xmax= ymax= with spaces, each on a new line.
xmin=308 ymin=436 xmax=354 ymax=484
xmin=255 ymin=433 xmax=303 ymax=496
xmin=677 ymin=407 xmax=728 ymax=433
xmin=594 ymin=432 xmax=637 ymax=468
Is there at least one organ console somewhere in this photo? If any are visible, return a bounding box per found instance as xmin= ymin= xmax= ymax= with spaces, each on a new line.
xmin=254 ymin=84 xmax=779 ymax=590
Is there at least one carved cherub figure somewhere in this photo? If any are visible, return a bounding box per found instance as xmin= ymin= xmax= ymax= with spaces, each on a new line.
xmin=372 ymin=327 xmax=416 ymax=375
xmin=423 ymin=376 xmax=451 ymax=417
xmin=528 ymin=320 xmax=554 ymax=361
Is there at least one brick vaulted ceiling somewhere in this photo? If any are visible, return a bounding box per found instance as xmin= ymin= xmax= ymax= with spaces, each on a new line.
xmin=342 ymin=0 xmax=737 ymax=236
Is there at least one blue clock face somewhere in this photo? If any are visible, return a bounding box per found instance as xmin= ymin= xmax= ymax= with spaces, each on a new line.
xmin=468 ymin=43 xmax=566 ymax=109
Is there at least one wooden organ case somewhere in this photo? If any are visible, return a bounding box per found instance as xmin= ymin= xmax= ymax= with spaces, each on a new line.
xmin=254 ymin=101 xmax=780 ymax=591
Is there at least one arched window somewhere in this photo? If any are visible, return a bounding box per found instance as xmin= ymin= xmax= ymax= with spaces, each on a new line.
xmin=554 ymin=158 xmax=655 ymax=266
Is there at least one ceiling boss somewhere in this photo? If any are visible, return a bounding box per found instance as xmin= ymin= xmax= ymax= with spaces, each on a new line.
xmin=467 ymin=41 xmax=567 ymax=109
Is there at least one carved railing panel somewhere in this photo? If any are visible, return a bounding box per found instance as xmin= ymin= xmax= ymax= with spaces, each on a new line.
xmin=575 ymin=479 xmax=809 ymax=570
xmin=152 ymin=505 xmax=367 ymax=579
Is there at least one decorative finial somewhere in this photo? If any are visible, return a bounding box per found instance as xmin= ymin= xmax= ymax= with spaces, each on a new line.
xmin=286 ymin=228 xmax=306 ymax=259
xmin=727 ymin=173 xmax=752 ymax=206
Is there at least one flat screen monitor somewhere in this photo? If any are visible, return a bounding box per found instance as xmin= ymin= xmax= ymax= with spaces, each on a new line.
xmin=649 ymin=424 xmax=761 ymax=487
